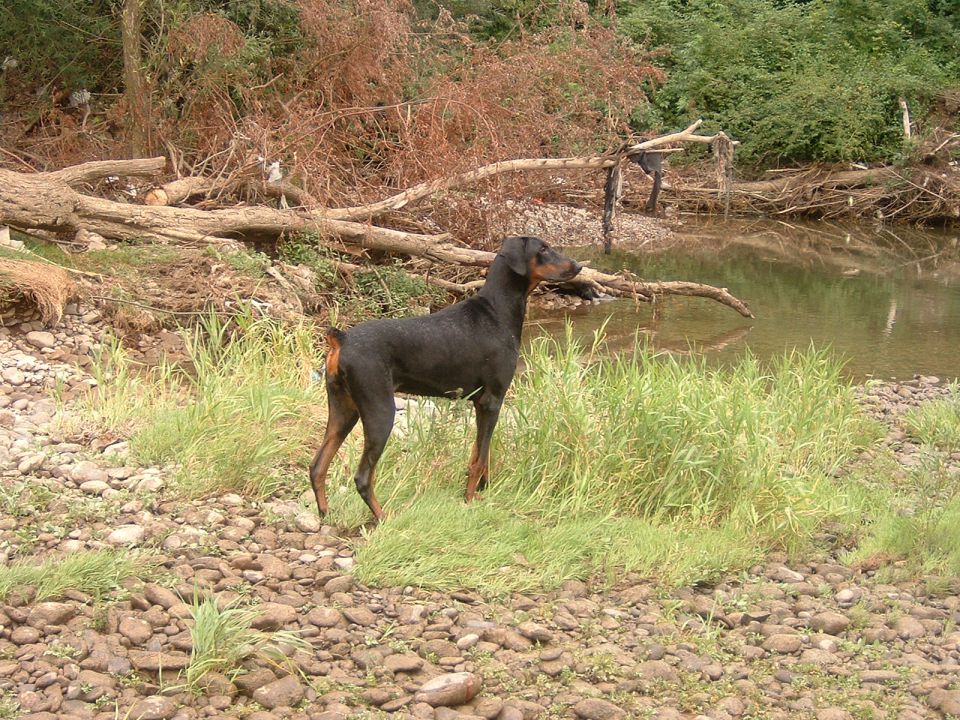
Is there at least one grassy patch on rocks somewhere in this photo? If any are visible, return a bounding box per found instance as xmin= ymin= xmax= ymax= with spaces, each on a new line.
xmin=901 ymin=388 xmax=960 ymax=451
xmin=0 ymin=549 xmax=150 ymax=602
xmin=185 ymin=597 xmax=309 ymax=690
xmin=339 ymin=329 xmax=878 ymax=592
xmin=843 ymin=383 xmax=960 ymax=583
xmin=848 ymin=467 xmax=960 ymax=580
xmin=72 ymin=312 xmax=324 ymax=497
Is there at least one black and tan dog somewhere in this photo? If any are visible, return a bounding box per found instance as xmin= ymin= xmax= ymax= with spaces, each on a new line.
xmin=309 ymin=236 xmax=582 ymax=521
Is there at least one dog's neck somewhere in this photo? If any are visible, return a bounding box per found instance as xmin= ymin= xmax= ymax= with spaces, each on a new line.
xmin=478 ymin=256 xmax=529 ymax=339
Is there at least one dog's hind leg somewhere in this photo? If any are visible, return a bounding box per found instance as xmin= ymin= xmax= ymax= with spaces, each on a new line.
xmin=466 ymin=393 xmax=502 ymax=500
xmin=310 ymin=384 xmax=359 ymax=517
xmin=352 ymin=379 xmax=396 ymax=522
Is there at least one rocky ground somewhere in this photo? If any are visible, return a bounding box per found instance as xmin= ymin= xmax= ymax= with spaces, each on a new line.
xmin=1 ymin=302 xmax=959 ymax=720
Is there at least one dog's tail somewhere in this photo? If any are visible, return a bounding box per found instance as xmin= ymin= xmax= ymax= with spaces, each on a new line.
xmin=324 ymin=327 xmax=346 ymax=378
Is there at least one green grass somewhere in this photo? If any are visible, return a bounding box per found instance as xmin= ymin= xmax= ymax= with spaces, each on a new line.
xmin=185 ymin=598 xmax=309 ymax=689
xmin=1 ymin=233 xmax=76 ymax=268
xmin=358 ymin=494 xmax=763 ymax=592
xmin=203 ymin=245 xmax=271 ymax=278
xmin=0 ymin=690 xmax=18 ymax=720
xmin=74 ymin=318 xmax=906 ymax=593
xmin=70 ymin=310 xmax=324 ymax=498
xmin=902 ymin=391 xmax=960 ymax=451
xmin=835 ymin=435 xmax=960 ymax=583
xmin=3 ymin=233 xmax=181 ymax=281
xmin=331 ymin=327 xmax=878 ymax=592
xmin=68 ymin=340 xmax=176 ymax=436
xmin=846 ymin=387 xmax=960 ymax=581
xmin=847 ymin=486 xmax=960 ymax=580
xmin=78 ymin=245 xmax=180 ymax=271
xmin=0 ymin=549 xmax=152 ymax=603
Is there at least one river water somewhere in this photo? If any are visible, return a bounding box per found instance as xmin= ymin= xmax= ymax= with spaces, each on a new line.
xmin=531 ymin=217 xmax=960 ymax=381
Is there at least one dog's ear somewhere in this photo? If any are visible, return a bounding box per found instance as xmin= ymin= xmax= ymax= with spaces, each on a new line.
xmin=498 ymin=236 xmax=531 ymax=276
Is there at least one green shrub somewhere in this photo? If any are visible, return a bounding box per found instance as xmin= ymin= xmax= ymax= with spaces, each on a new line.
xmin=350 ymin=265 xmax=447 ymax=318
xmin=413 ymin=0 xmax=566 ymax=41
xmin=1 ymin=0 xmax=302 ymax=92
xmin=0 ymin=0 xmax=121 ymax=89
xmin=278 ymin=233 xmax=339 ymax=289
xmin=623 ymin=0 xmax=960 ymax=166
xmin=279 ymin=232 xmax=447 ymax=319
xmin=202 ymin=0 xmax=303 ymax=46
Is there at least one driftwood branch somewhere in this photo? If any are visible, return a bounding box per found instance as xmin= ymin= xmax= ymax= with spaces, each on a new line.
xmin=683 ymin=167 xmax=899 ymax=197
xmin=144 ymin=169 xmax=318 ymax=207
xmin=330 ymin=120 xmax=730 ymax=221
xmin=0 ymin=122 xmax=755 ymax=316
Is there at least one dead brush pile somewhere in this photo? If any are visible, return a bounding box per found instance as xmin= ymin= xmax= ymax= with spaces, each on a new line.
xmin=2 ymin=0 xmax=661 ymax=243
xmin=668 ymin=162 xmax=960 ymax=222
xmin=0 ymin=258 xmax=76 ymax=323
xmin=162 ymin=1 xmax=661 ymax=242
xmin=666 ymin=92 xmax=960 ymax=223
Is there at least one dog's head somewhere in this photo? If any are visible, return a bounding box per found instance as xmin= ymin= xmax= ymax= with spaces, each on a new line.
xmin=498 ymin=236 xmax=582 ymax=292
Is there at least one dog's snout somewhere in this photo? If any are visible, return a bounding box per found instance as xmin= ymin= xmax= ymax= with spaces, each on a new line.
xmin=569 ymin=260 xmax=583 ymax=276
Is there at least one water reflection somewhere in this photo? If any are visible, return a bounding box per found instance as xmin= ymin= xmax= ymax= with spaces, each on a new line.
xmin=529 ymin=217 xmax=960 ymax=381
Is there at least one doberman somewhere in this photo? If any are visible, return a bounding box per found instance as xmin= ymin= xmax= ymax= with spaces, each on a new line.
xmin=309 ymin=235 xmax=583 ymax=522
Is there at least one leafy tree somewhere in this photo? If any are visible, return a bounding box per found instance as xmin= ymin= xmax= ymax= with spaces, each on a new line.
xmin=622 ymin=0 xmax=960 ymax=167
xmin=0 ymin=0 xmax=301 ymax=92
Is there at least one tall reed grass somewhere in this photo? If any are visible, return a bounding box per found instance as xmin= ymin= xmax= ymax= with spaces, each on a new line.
xmin=76 ymin=318 xmax=878 ymax=591
xmin=338 ymin=328 xmax=878 ymax=591
xmin=70 ymin=311 xmax=324 ymax=497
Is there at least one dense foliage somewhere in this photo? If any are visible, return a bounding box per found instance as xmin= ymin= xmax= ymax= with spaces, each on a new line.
xmin=1 ymin=0 xmax=957 ymax=176
xmin=622 ymin=0 xmax=960 ymax=166
xmin=0 ymin=0 xmax=303 ymax=90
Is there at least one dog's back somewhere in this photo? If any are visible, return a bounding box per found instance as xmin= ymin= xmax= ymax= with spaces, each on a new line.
xmin=330 ymin=294 xmax=520 ymax=400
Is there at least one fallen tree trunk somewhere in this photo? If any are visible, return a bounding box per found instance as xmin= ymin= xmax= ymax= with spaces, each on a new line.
xmin=142 ymin=120 xmax=721 ymax=218
xmin=330 ymin=120 xmax=727 ymax=221
xmin=0 ymin=124 xmax=754 ymax=317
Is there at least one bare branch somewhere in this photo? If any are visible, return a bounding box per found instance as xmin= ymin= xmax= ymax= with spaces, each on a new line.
xmin=329 ymin=119 xmax=730 ymax=221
